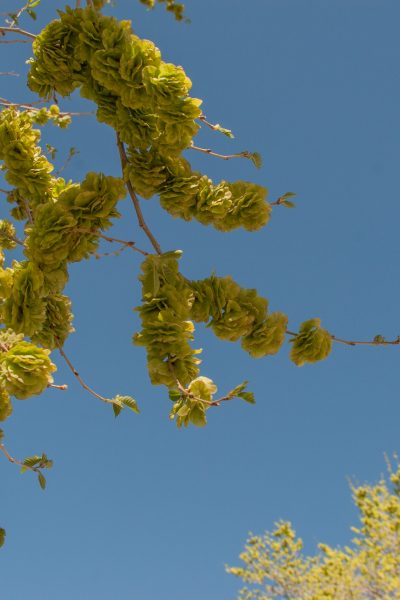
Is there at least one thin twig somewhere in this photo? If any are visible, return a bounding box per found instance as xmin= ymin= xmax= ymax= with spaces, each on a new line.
xmin=23 ymin=197 xmax=33 ymax=224
xmin=94 ymin=245 xmax=128 ymax=259
xmin=75 ymin=228 xmax=149 ymax=257
xmin=7 ymin=1 xmax=32 ymax=28
xmin=198 ymin=115 xmax=222 ymax=132
xmin=198 ymin=115 xmax=233 ymax=138
xmin=0 ymin=96 xmax=46 ymax=107
xmin=286 ymin=329 xmax=400 ymax=348
xmin=57 ymin=342 xmax=114 ymax=406
xmin=190 ymin=143 xmax=252 ymax=162
xmin=116 ymin=133 xmax=162 ymax=255
xmin=48 ymin=383 xmax=68 ymax=391
xmin=0 ymin=38 xmax=29 ymax=44
xmin=0 ymin=99 xmax=94 ymax=117
xmin=0 ymin=444 xmax=38 ymax=474
xmin=0 ymin=27 xmax=36 ymax=40
xmin=8 ymin=234 xmax=24 ymax=247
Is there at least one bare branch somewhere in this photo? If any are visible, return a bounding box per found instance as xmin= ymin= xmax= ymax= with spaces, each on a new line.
xmin=189 ymin=143 xmax=254 ymax=162
xmin=286 ymin=330 xmax=400 ymax=348
xmin=75 ymin=228 xmax=149 ymax=257
xmin=116 ymin=133 xmax=162 ymax=255
xmin=48 ymin=383 xmax=68 ymax=391
xmin=56 ymin=342 xmax=115 ymax=407
xmin=0 ymin=26 xmax=36 ymax=40
xmin=0 ymin=38 xmax=29 ymax=44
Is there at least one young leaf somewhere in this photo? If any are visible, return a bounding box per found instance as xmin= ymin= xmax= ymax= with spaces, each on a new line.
xmin=23 ymin=455 xmax=41 ymax=468
xmin=26 ymin=9 xmax=37 ymax=20
xmin=168 ymin=389 xmax=181 ymax=402
xmin=0 ymin=528 xmax=5 ymax=548
xmin=37 ymin=472 xmax=46 ymax=490
xmin=0 ymin=429 xmax=4 ymax=444
xmin=249 ymin=152 xmax=262 ymax=169
xmin=238 ymin=391 xmax=256 ymax=404
xmin=112 ymin=402 xmax=123 ymax=418
xmin=282 ymin=200 xmax=296 ymax=208
xmin=214 ymin=123 xmax=234 ymax=139
xmin=112 ymin=395 xmax=140 ymax=414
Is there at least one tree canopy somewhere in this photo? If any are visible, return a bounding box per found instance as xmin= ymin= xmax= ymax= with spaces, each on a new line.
xmin=227 ymin=461 xmax=400 ymax=599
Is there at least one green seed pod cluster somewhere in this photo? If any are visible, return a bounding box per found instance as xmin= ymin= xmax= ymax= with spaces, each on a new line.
xmin=31 ymin=294 xmax=74 ymax=350
xmin=189 ymin=276 xmax=289 ymax=357
xmin=3 ymin=262 xmax=46 ymax=337
xmin=134 ymin=251 xmax=201 ymax=387
xmin=0 ymin=388 xmax=13 ymax=422
xmin=0 ymin=220 xmax=17 ymax=251
xmin=290 ymin=318 xmax=332 ymax=366
xmin=159 ymin=160 xmax=271 ymax=231
xmin=0 ymin=109 xmax=55 ymax=213
xmin=0 ymin=341 xmax=56 ymax=400
xmin=0 ymin=329 xmax=24 ymax=352
xmin=241 ymin=312 xmax=288 ymax=358
xmin=27 ymin=7 xmax=271 ymax=234
xmin=28 ymin=7 xmax=201 ymax=157
xmin=190 ymin=276 xmax=263 ymax=338
xmin=169 ymin=376 xmax=217 ymax=428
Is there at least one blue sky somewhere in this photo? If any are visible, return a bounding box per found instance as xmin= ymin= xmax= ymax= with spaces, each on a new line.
xmin=1 ymin=1 xmax=400 ymax=598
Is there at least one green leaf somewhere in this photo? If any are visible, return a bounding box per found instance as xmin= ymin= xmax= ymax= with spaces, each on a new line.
xmin=228 ymin=380 xmax=249 ymax=398
xmin=28 ymin=0 xmax=41 ymax=7
xmin=112 ymin=395 xmax=140 ymax=414
xmin=23 ymin=455 xmax=41 ymax=468
xmin=0 ymin=429 xmax=4 ymax=443
xmin=20 ymin=466 xmax=28 ymax=474
xmin=281 ymin=200 xmax=296 ymax=208
xmin=238 ymin=391 xmax=256 ymax=404
xmin=38 ymin=472 xmax=46 ymax=490
xmin=214 ymin=123 xmax=234 ymax=139
xmin=249 ymin=152 xmax=262 ymax=169
xmin=112 ymin=402 xmax=123 ymax=417
xmin=281 ymin=192 xmax=296 ymax=199
xmin=189 ymin=405 xmax=207 ymax=427
xmin=0 ymin=528 xmax=5 ymax=548
xmin=168 ymin=389 xmax=181 ymax=402
xmin=26 ymin=9 xmax=37 ymax=20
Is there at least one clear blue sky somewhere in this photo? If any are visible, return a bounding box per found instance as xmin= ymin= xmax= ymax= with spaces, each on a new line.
xmin=1 ymin=1 xmax=400 ymax=598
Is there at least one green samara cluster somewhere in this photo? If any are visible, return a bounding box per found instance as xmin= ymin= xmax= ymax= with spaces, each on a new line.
xmin=0 ymin=3 xmax=334 ymax=431
xmin=27 ymin=5 xmax=271 ymax=233
xmin=134 ymin=250 xmax=332 ymax=425
xmin=0 ymin=105 xmax=128 ymax=422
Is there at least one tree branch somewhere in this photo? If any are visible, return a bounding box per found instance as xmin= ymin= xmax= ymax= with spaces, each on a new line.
xmin=286 ymin=330 xmax=400 ymax=348
xmin=0 ymin=98 xmax=94 ymax=117
xmin=0 ymin=27 xmax=36 ymax=40
xmin=116 ymin=133 xmax=162 ymax=255
xmin=56 ymin=342 xmax=115 ymax=406
xmin=189 ymin=143 xmax=257 ymax=165
xmin=75 ymin=228 xmax=149 ymax=257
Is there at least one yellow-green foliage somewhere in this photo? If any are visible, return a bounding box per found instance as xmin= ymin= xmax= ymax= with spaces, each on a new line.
xmin=0 ymin=2 xmax=334 ymax=428
xmin=0 ymin=341 xmax=56 ymax=400
xmin=27 ymin=6 xmax=271 ymax=233
xmin=290 ymin=318 xmax=332 ymax=366
xmin=227 ymin=463 xmax=400 ymax=599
